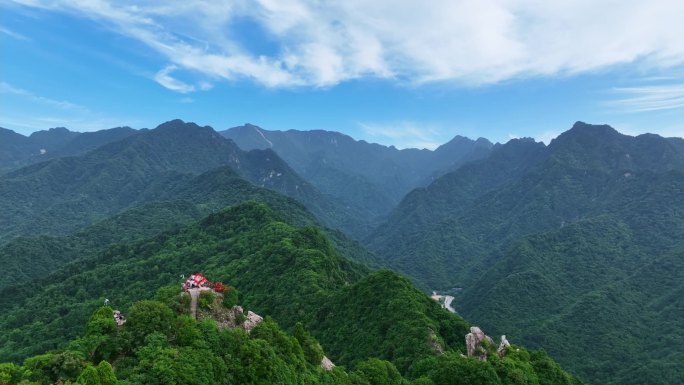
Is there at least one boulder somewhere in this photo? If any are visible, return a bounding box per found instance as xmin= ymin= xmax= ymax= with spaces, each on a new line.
xmin=497 ymin=335 xmax=511 ymax=358
xmin=321 ymin=356 xmax=335 ymax=370
xmin=243 ymin=310 xmax=263 ymax=332
xmin=465 ymin=326 xmax=495 ymax=361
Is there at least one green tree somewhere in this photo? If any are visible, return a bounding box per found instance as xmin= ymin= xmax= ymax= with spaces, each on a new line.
xmin=250 ymin=317 xmax=306 ymax=372
xmin=222 ymin=287 xmax=239 ymax=308
xmin=529 ymin=351 xmax=575 ymax=385
xmin=127 ymin=301 xmax=174 ymax=344
xmin=77 ymin=365 xmax=101 ymax=385
xmin=50 ymin=351 xmax=87 ymax=384
xmin=427 ymin=353 xmax=501 ymax=385
xmin=0 ymin=363 xmax=22 ymax=385
xmin=293 ymin=322 xmax=324 ymax=366
xmin=352 ymin=358 xmax=406 ymax=385
xmin=96 ymin=361 xmax=117 ymax=385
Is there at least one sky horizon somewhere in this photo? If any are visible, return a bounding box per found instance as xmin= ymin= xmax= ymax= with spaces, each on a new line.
xmin=3 ymin=1 xmax=684 ymax=149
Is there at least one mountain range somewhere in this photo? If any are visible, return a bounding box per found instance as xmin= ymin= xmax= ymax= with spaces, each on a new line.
xmin=0 ymin=120 xmax=372 ymax=242
xmin=0 ymin=119 xmax=681 ymax=385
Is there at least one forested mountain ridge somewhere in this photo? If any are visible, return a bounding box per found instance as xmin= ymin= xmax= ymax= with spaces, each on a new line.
xmin=0 ymin=165 xmax=379 ymax=291
xmin=0 ymin=126 xmax=137 ymax=173
xmin=0 ymin=202 xmax=582 ymax=385
xmin=368 ymin=121 xmax=684 ymax=384
xmin=222 ymin=124 xmax=493 ymax=227
xmin=0 ymin=119 xmax=370 ymax=243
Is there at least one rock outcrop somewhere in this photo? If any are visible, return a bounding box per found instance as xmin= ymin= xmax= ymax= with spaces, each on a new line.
xmin=198 ymin=302 xmax=263 ymax=333
xmin=465 ymin=327 xmax=513 ymax=361
xmin=243 ymin=310 xmax=263 ymax=332
xmin=465 ymin=326 xmax=495 ymax=361
xmin=497 ymin=335 xmax=511 ymax=358
xmin=321 ymin=356 xmax=335 ymax=370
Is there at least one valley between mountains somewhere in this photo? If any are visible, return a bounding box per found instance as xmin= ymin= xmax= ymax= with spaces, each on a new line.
xmin=0 ymin=120 xmax=681 ymax=385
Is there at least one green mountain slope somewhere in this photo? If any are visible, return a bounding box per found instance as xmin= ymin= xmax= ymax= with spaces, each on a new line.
xmin=0 ymin=202 xmax=364 ymax=362
xmin=367 ymin=122 xmax=684 ymax=384
xmin=366 ymin=137 xmax=548 ymax=289
xmin=0 ymin=166 xmax=380 ymax=291
xmin=0 ymin=202 xmax=580 ymax=385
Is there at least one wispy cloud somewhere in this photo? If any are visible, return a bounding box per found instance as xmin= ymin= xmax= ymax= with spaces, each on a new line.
xmin=610 ymin=83 xmax=684 ymax=112
xmin=0 ymin=81 xmax=88 ymax=111
xmin=154 ymin=66 xmax=196 ymax=93
xmin=9 ymin=0 xmax=684 ymax=89
xmin=0 ymin=26 xmax=30 ymax=40
xmin=0 ymin=113 xmax=140 ymax=133
xmin=0 ymin=81 xmax=136 ymax=133
xmin=357 ymin=121 xmax=447 ymax=149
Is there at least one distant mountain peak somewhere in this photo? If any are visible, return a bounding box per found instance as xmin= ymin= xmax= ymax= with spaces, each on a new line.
xmin=564 ymin=121 xmax=620 ymax=139
xmin=548 ymin=121 xmax=622 ymax=151
xmin=571 ymin=120 xmax=618 ymax=133
xmin=28 ymin=126 xmax=73 ymax=137
xmin=150 ymin=119 xmax=220 ymax=140
xmin=155 ymin=119 xmax=194 ymax=130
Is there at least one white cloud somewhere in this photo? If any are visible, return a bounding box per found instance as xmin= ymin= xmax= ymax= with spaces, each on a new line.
xmin=357 ymin=121 xmax=447 ymax=149
xmin=154 ymin=65 xmax=195 ymax=93
xmin=609 ymin=83 xmax=684 ymax=112
xmin=10 ymin=0 xmax=684 ymax=88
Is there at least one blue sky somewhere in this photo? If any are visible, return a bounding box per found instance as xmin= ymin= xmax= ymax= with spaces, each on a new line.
xmin=2 ymin=0 xmax=684 ymax=148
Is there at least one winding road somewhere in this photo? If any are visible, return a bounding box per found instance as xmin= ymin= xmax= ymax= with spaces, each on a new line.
xmin=443 ymin=295 xmax=455 ymax=313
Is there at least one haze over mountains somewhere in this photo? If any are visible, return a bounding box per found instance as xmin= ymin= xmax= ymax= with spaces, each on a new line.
xmin=0 ymin=119 xmax=681 ymax=385
xmin=222 ymin=124 xmax=494 ymax=226
xmin=0 ymin=126 xmax=138 ymax=172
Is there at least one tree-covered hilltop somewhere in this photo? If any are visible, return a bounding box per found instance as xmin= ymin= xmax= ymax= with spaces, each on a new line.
xmin=367 ymin=122 xmax=684 ymax=384
xmin=0 ymin=202 xmax=363 ymax=362
xmin=0 ymin=202 xmax=580 ymax=385
xmin=0 ymin=292 xmax=581 ymax=385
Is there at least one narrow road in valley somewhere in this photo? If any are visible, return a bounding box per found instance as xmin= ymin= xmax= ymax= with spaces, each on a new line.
xmin=443 ymin=295 xmax=455 ymax=313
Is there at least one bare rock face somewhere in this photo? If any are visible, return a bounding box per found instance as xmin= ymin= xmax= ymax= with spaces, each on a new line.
xmin=465 ymin=326 xmax=495 ymax=361
xmin=243 ymin=310 xmax=264 ymax=332
xmin=209 ymin=305 xmax=264 ymax=332
xmin=497 ymin=335 xmax=511 ymax=358
xmin=321 ymin=356 xmax=335 ymax=370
